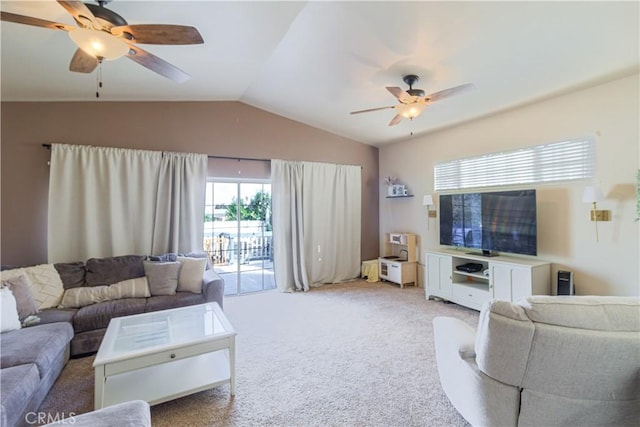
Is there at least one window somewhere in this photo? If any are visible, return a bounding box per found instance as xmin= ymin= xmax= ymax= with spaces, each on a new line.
xmin=204 ymin=180 xmax=274 ymax=296
xmin=434 ymin=138 xmax=595 ymax=191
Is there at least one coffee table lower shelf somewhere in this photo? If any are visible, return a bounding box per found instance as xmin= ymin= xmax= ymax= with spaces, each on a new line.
xmin=96 ymin=350 xmax=232 ymax=409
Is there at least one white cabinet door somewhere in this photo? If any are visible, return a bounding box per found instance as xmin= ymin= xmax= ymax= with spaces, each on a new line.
xmin=387 ymin=262 xmax=402 ymax=284
xmin=491 ymin=263 xmax=533 ymax=302
xmin=491 ymin=264 xmax=512 ymax=301
xmin=510 ymin=267 xmax=532 ymax=302
xmin=426 ymin=253 xmax=452 ymax=299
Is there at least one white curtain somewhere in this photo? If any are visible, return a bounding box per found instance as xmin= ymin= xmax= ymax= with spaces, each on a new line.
xmin=271 ymin=159 xmax=361 ymax=292
xmin=48 ymin=144 xmax=206 ymax=263
xmin=152 ymin=152 xmax=207 ymax=255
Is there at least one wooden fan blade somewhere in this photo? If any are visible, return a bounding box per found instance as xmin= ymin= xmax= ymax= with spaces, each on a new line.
xmin=388 ymin=114 xmax=403 ymax=126
xmin=427 ymin=83 xmax=476 ymax=102
xmin=125 ymin=43 xmax=190 ymax=83
xmin=57 ymin=0 xmax=100 ymax=29
xmin=350 ymin=105 xmax=396 ymax=115
xmin=386 ymin=86 xmax=412 ymax=103
xmin=112 ymin=25 xmax=204 ymax=45
xmin=69 ymin=48 xmax=98 ymax=73
xmin=0 ymin=11 xmax=74 ymax=31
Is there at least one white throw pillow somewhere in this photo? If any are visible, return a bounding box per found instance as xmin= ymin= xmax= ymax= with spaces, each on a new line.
xmin=0 ymin=287 xmax=22 ymax=332
xmin=176 ymin=257 xmax=206 ymax=293
xmin=1 ymin=264 xmax=65 ymax=309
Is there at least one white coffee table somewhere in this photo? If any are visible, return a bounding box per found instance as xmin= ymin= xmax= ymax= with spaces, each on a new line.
xmin=93 ymin=302 xmax=236 ymax=410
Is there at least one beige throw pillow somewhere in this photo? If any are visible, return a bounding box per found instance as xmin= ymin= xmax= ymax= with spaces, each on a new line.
xmin=176 ymin=257 xmax=206 ymax=293
xmin=58 ymin=276 xmax=151 ymax=309
xmin=106 ymin=277 xmax=151 ymax=299
xmin=59 ymin=286 xmax=110 ymax=309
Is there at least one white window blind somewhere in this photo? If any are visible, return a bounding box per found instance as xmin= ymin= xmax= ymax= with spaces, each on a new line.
xmin=434 ymin=138 xmax=595 ymax=191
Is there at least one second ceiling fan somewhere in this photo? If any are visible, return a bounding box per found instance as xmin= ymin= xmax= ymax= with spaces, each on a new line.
xmin=351 ymin=75 xmax=475 ymax=126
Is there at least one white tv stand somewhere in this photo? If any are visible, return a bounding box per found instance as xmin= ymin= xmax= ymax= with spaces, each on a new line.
xmin=424 ymin=248 xmax=550 ymax=311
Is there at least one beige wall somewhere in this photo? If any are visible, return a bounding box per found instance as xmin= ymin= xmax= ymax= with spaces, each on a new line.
xmin=379 ymin=74 xmax=639 ymax=296
xmin=1 ymin=101 xmax=379 ymax=266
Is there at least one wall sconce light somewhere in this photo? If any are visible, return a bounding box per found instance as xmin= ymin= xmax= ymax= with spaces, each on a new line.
xmin=423 ymin=194 xmax=436 ymax=229
xmin=582 ymin=185 xmax=610 ymax=242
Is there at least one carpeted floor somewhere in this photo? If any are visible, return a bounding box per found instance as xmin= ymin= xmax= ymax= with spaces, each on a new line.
xmin=38 ymin=280 xmax=479 ymax=426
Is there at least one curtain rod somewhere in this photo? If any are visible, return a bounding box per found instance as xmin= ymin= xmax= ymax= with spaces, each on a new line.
xmin=42 ymin=145 xmax=360 ymax=168
xmin=208 ymin=155 xmax=269 ymax=162
xmin=43 ymin=144 xmax=267 ymax=162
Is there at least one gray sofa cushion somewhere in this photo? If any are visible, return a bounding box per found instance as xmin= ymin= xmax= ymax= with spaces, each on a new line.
xmin=147 ymin=253 xmax=178 ymax=262
xmin=144 ymin=292 xmax=205 ymax=313
xmin=85 ymin=255 xmax=145 ymax=287
xmin=71 ymin=328 xmax=107 ymax=357
xmin=54 ymin=262 xmax=86 ymax=289
xmin=36 ymin=308 xmax=77 ymax=325
xmin=0 ymin=323 xmax=73 ymax=374
xmin=0 ymin=364 xmax=40 ymax=427
xmin=73 ymin=298 xmax=147 ymax=333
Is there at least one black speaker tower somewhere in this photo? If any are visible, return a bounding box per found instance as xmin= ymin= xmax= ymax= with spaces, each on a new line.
xmin=557 ymin=270 xmax=574 ymax=295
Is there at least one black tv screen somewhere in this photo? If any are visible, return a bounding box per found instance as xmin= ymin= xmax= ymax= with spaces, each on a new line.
xmin=439 ymin=190 xmax=537 ymax=256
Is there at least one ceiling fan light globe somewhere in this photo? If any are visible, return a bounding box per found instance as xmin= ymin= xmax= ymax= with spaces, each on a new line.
xmin=69 ymin=28 xmax=129 ymax=60
xmin=396 ymin=103 xmax=425 ymax=119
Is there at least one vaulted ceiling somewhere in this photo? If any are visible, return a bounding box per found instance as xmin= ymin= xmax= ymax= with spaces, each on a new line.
xmin=1 ymin=1 xmax=638 ymax=146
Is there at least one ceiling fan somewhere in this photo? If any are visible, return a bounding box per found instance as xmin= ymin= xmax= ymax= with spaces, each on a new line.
xmin=350 ymin=75 xmax=475 ymax=126
xmin=0 ymin=0 xmax=204 ymax=83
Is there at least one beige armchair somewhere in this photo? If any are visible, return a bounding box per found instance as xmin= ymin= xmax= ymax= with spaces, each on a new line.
xmin=433 ymin=296 xmax=640 ymax=427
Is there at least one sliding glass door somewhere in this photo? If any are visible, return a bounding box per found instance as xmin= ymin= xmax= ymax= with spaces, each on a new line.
xmin=204 ymin=180 xmax=275 ymax=296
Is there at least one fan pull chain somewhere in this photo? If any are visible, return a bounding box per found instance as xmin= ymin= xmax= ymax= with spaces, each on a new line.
xmin=96 ymin=60 xmax=103 ymax=99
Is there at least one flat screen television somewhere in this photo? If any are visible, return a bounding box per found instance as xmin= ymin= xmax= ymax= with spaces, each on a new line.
xmin=439 ymin=189 xmax=537 ymax=256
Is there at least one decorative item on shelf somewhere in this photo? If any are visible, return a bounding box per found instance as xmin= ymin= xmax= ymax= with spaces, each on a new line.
xmin=384 ymin=176 xmax=397 ymax=196
xmin=390 ymin=184 xmax=407 ymax=197
xmin=582 ymin=185 xmax=610 ymax=242
xmin=384 ymin=176 xmax=412 ymax=197
xmin=422 ymin=194 xmax=436 ymax=229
